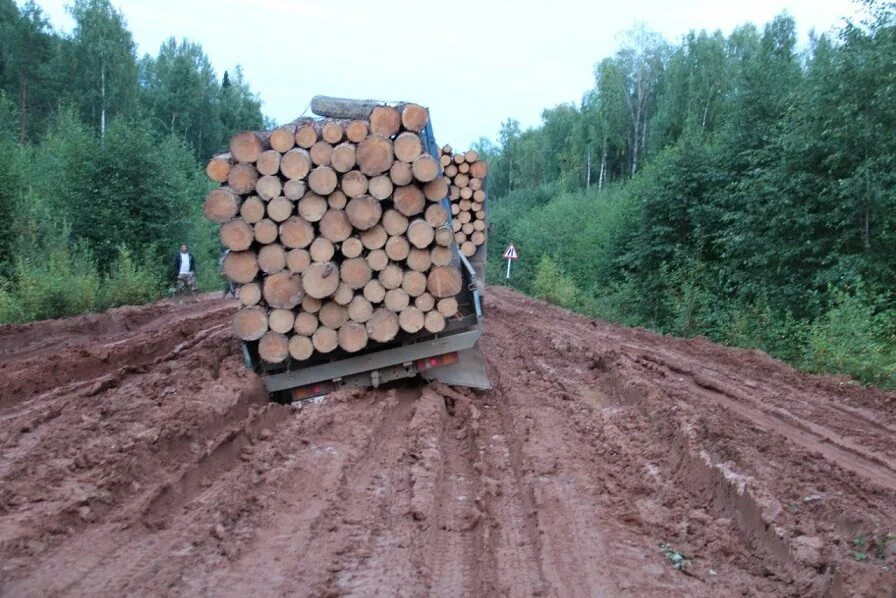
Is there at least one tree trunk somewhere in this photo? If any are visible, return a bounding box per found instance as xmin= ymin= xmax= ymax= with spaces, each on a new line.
xmin=401 ymin=103 xmax=429 ymax=132
xmin=330 ymin=142 xmax=357 ymax=173
xmin=393 ymin=185 xmax=425 ymax=216
xmin=240 ymin=195 xmax=265 ymax=223
xmin=398 ymin=306 xmax=424 ymax=333
xmin=319 ymin=209 xmax=353 ymax=242
xmin=227 ymin=163 xmax=258 ymax=195
xmin=289 ymin=335 xmax=314 ymax=360
xmin=384 ymin=288 xmax=410 ymax=312
xmin=363 ymin=279 xmax=386 ymax=303
xmin=309 ymin=237 xmax=335 ymax=262
xmin=345 ymin=195 xmax=382 ymax=230
xmin=206 ymin=153 xmax=232 ymax=182
xmin=427 ymin=266 xmax=462 ymax=297
xmin=357 ymin=135 xmax=394 ymax=176
xmin=340 ymin=257 xmax=373 ymax=289
xmin=268 ymin=309 xmax=296 ymax=334
xmin=230 ymin=130 xmax=266 ymax=163
xmin=348 ymin=295 xmax=374 ymax=322
xmin=239 ymin=282 xmax=261 ymax=306
xmin=424 ymin=310 xmax=446 ymax=333
xmin=385 ymin=235 xmax=410 ymax=261
xmin=280 ymin=148 xmax=311 ymax=180
xmin=338 ymin=322 xmax=368 ymax=352
xmin=312 ymin=327 xmax=338 ymax=353
xmin=280 ymin=216 xmax=315 ymax=249
xmin=293 ymin=311 xmax=319 ymax=336
xmin=220 ymin=218 xmax=254 ymax=251
xmin=412 ymin=155 xmax=439 ymax=182
xmin=407 ymin=220 xmax=435 ymax=248
xmin=254 ymin=219 xmax=278 ymax=244
xmin=286 ymin=248 xmax=311 ymax=273
xmin=302 ymin=262 xmax=341 ymax=298
xmin=270 ymin=125 xmax=296 ymax=153
xmin=369 ymin=106 xmax=401 ymax=137
xmin=223 ymin=251 xmax=259 ymax=283
xmin=308 ymin=166 xmax=338 ymax=195
xmin=259 ymin=332 xmax=290 ymax=363
xmin=401 ymin=270 xmax=427 ymax=297
xmin=263 ymin=270 xmax=304 ymax=308
xmin=366 ymin=308 xmax=399 ymax=342
xmin=394 ymin=132 xmax=423 ymax=162
xmin=360 ymin=225 xmax=387 ymax=250
xmin=298 ymin=193 xmax=328 ymax=222
xmin=233 ymin=307 xmax=268 ymax=341
xmin=204 ymin=188 xmax=240 ymax=223
xmin=319 ymin=301 xmax=349 ymax=329
xmin=255 ymin=174 xmax=283 ymax=200
xmin=256 ymin=150 xmax=281 ymax=176
xmin=267 ymin=196 xmax=294 ymax=222
xmin=379 ymin=264 xmax=404 ymax=290
xmin=368 ymin=175 xmax=393 ymax=200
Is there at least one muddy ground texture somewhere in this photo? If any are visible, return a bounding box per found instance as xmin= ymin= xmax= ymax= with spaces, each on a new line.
xmin=0 ymin=288 xmax=894 ymax=597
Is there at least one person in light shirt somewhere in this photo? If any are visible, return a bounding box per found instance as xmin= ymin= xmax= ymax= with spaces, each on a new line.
xmin=174 ymin=244 xmax=196 ymax=292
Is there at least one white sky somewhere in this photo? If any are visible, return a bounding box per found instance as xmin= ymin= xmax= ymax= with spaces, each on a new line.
xmin=28 ymin=0 xmax=860 ymax=149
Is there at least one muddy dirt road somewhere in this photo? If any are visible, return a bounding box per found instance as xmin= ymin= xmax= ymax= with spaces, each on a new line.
xmin=1 ymin=288 xmax=894 ymax=596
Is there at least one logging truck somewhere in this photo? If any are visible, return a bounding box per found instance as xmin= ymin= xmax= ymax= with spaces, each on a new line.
xmin=217 ymin=97 xmax=491 ymax=402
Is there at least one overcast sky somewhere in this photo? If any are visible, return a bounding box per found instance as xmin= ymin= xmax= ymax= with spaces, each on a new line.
xmin=29 ymin=0 xmax=860 ymax=149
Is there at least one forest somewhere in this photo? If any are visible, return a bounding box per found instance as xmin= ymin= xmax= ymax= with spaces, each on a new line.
xmin=478 ymin=2 xmax=896 ymax=388
xmin=0 ymin=0 xmax=265 ymax=321
xmin=0 ymin=0 xmax=893 ymax=388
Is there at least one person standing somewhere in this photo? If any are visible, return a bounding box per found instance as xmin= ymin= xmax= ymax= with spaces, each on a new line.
xmin=174 ymin=244 xmax=197 ymax=292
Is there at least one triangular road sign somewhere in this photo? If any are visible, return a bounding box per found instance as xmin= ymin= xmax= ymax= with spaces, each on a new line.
xmin=502 ymin=243 xmax=519 ymax=260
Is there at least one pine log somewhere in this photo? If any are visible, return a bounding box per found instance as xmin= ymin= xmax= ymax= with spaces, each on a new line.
xmin=341 ymin=237 xmax=364 ymax=258
xmin=309 ymin=237 xmax=335 ymax=262
xmin=444 ymin=164 xmax=458 ymax=178
xmin=461 ymin=241 xmax=476 ymax=257
xmin=401 ymin=270 xmax=427 ymax=297
xmin=360 ymin=225 xmax=387 ymax=250
xmin=256 ymin=175 xmax=283 ymax=200
xmin=345 ymin=195 xmax=382 ymax=230
xmin=293 ymin=311 xmax=319 ymax=336
xmin=269 ymin=309 xmax=296 ymax=334
xmin=382 ymin=209 xmax=409 ymax=236
xmin=221 ymin=218 xmax=255 ymax=251
xmin=328 ymin=189 xmax=348 ymax=209
xmin=453 ymin=153 xmax=465 ymax=164
xmin=286 ymin=248 xmax=312 ymax=273
xmin=239 ymin=282 xmax=261 ymax=306
xmin=412 ymin=155 xmax=439 ymax=182
xmin=280 ymin=216 xmax=315 ymax=249
xmin=470 ymin=177 xmax=483 ymax=191
xmin=389 ymin=161 xmax=413 ymax=185
xmin=423 ymin=177 xmax=449 ymax=202
xmin=430 ymin=246 xmax=453 ymax=266
xmin=394 ymin=132 xmax=423 ymax=162
xmin=322 ymin=121 xmax=344 ymax=144
xmin=240 ymin=195 xmax=265 ymax=223
xmin=368 ymin=174 xmax=393 ymax=200
xmin=407 ymin=220 xmax=435 ymax=249
xmin=459 ymin=187 xmax=473 ymax=200
xmin=340 ymin=257 xmax=373 ymax=289
xmin=473 ymin=189 xmax=486 ymax=202
xmin=406 ymin=248 xmax=432 ymax=272
xmin=437 ymin=297 xmax=459 ymax=317
xmin=449 ymin=185 xmax=461 ymax=200
xmin=415 ymin=292 xmax=435 ymax=312
xmin=204 ymin=188 xmax=240 ymax=224
xmin=230 ymin=131 xmax=265 ymax=163
xmin=295 ymin=123 xmax=318 ymax=149
xmin=348 ymin=295 xmax=374 ymax=322
xmin=427 ymin=266 xmax=462 ymax=298
xmin=310 ymin=141 xmax=333 ymax=166
xmin=283 ymin=179 xmax=306 ymax=200
xmin=424 ymin=310 xmax=446 ymax=333
xmin=366 ymin=249 xmax=388 ymax=271
xmin=270 ymin=125 xmax=296 ymax=153
xmin=393 ymin=185 xmax=425 ymax=216
xmin=458 ymin=162 xmax=470 ymax=174
xmin=459 ymin=199 xmax=472 ymax=211
xmin=434 ymin=227 xmax=453 ymax=247
xmin=259 ymin=332 xmax=289 ymax=363
xmin=233 ymin=306 xmax=268 ymax=341
xmin=338 ymin=321 xmax=368 ymax=352
xmin=366 ymin=308 xmax=399 ymax=342
xmin=280 ymin=148 xmax=312 ymax=180
xmin=333 ymin=282 xmax=354 ymax=306
xmin=206 ymin=154 xmax=231 ymax=182
xmin=457 ymin=211 xmax=472 ymax=224
xmin=356 ymin=135 xmax=394 ymax=176
xmin=319 ymin=209 xmax=352 ymax=242
xmin=370 ymin=106 xmax=401 ymax=137
xmin=363 ymin=279 xmax=386 ymax=303
xmin=384 ymin=288 xmax=410 ymax=312
xmin=223 ymin=251 xmax=259 ymax=283
xmin=341 ymin=170 xmax=369 ymax=198
xmin=298 ymin=192 xmax=328 ymax=222
xmin=267 ymin=196 xmax=294 ymax=222
xmin=400 ymin=103 xmax=428 ymax=132
xmin=258 ymin=243 xmax=286 ymax=274
xmin=471 ymin=231 xmax=485 ymax=246
xmin=254 ymin=219 xmax=278 ymax=244
xmin=227 ymin=163 xmax=258 ymax=195
xmin=451 ymin=203 xmax=460 ymax=216
xmin=454 ymin=231 xmax=467 ymax=244
xmin=462 ymin=222 xmax=474 ymax=235
xmin=308 ymin=166 xmax=338 ymax=195
xmin=302 ymin=262 xmax=340 ymax=299
xmin=398 ymin=307 xmax=424 ymax=333
xmin=345 ymin=120 xmax=369 ymax=143
xmin=473 ymin=220 xmax=486 ymax=232
xmin=302 ymin=296 xmax=322 ymax=313
xmin=440 ymin=154 xmax=451 ymax=167
xmin=452 ymin=219 xmax=462 ymax=233
xmin=289 ymin=335 xmax=314 ymax=360
xmin=319 ymin=301 xmax=349 ymax=329
xmin=384 ymin=235 xmax=410 ymax=261
xmin=441 ymin=143 xmax=453 ymax=154
xmin=424 ymin=204 xmax=448 ymax=227
xmin=331 ymin=142 xmax=356 ymax=173
xmin=256 ymin=150 xmax=281 ymax=176
xmin=263 ymin=270 xmax=304 ymax=308
xmin=470 ymin=161 xmax=489 ymax=178
xmin=312 ymin=327 xmax=338 ymax=353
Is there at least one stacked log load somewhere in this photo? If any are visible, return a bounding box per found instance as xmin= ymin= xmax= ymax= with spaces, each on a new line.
xmin=438 ymin=145 xmax=488 ymax=257
xmin=204 ymin=103 xmax=466 ymax=365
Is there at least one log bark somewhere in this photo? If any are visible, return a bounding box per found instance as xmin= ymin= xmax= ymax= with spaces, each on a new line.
xmin=302 ymin=262 xmax=340 ymax=299
xmin=384 ymin=235 xmax=410 ymax=261
xmin=401 ymin=270 xmax=427 ymax=297
xmin=319 ymin=209 xmax=352 ymax=242
xmin=310 ymin=141 xmax=333 ymax=166
xmin=345 ymin=120 xmax=369 ymax=143
xmin=366 ymin=308 xmax=399 ymax=342
xmin=223 ymin=251 xmax=259 ymax=283
xmin=414 ymin=292 xmax=435 ymax=312
xmin=321 ymin=121 xmax=344 ymax=144
xmin=347 ymin=295 xmax=373 ymax=322
xmin=259 ymin=332 xmax=289 ymax=364
xmin=267 ymin=196 xmax=294 ymax=222
xmin=286 ymin=248 xmax=311 ymax=273
xmin=254 ymin=219 xmax=278 ymax=244
xmin=269 ymin=125 xmax=296 ymax=153
xmin=400 ymin=103 xmax=429 ymax=132
xmin=256 ymin=175 xmax=283 ymax=200
xmin=393 ymin=185 xmax=425 ymax=216
xmin=423 ymin=177 xmax=448 ymax=201
xmin=280 ymin=216 xmax=315 ymax=249
xmin=398 ymin=307 xmax=424 ymax=333
xmin=331 ymin=142 xmax=356 ymax=173
xmin=310 ymin=96 xmax=379 ymax=119
xmin=333 ymin=282 xmax=354 ymax=306
xmin=230 ymin=131 xmax=265 ymax=163
xmin=309 ymin=237 xmax=335 ymax=262
xmin=308 ymin=166 xmax=338 ymax=195
xmin=227 ymin=163 xmax=258 ymax=195
xmin=312 ymin=327 xmax=338 ymax=353
xmin=370 ymin=106 xmax=401 ymax=137
xmin=338 ymin=321 xmax=368 ymax=352
xmin=295 ymin=123 xmax=318 ymax=149
xmin=340 ymin=257 xmax=373 ymax=289
xmin=319 ymin=301 xmax=349 ymax=329
xmin=298 ymin=192 xmax=328 ymax=222
xmin=233 ymin=306 xmax=268 ymax=341
xmin=427 ymin=266 xmax=462 ymax=297
xmin=382 ymin=209 xmax=409 ymax=236
xmin=263 ymin=270 xmax=304 ymax=308
xmin=206 ymin=154 xmax=231 ymax=182
xmin=269 ymin=309 xmax=296 ymax=334
xmin=424 ymin=204 xmax=448 ymax=227
xmin=430 ymin=246 xmax=453 ymax=266
xmin=424 ymin=310 xmax=446 ymax=333
xmin=293 ymin=311 xmax=319 ymax=336
xmin=341 ymin=237 xmax=364 ymax=258
xmin=379 ymin=264 xmax=404 ymax=290
xmin=239 ymin=282 xmax=261 ymax=306
xmin=394 ymin=132 xmax=423 ymax=162
xmin=250 ymin=247 xmax=283 ymax=279
xmin=256 ymin=150 xmax=281 ymax=176
xmin=221 ymin=218 xmax=253 ymax=251
xmin=412 ymin=155 xmax=439 ymax=182
xmin=407 ymin=220 xmax=435 ymax=249
xmin=406 ymin=248 xmax=432 ymax=272
xmin=240 ymin=195 xmax=265 ymax=223
xmin=280 ymin=148 xmax=312 ymax=180
xmin=363 ymin=279 xmax=386 ymax=303
xmin=368 ymin=174 xmax=393 ymax=200
xmin=283 ymin=179 xmax=306 ymax=200
xmin=360 ymin=225 xmax=387 ymax=250
xmin=389 ymin=161 xmax=413 ymax=185
xmin=345 ymin=195 xmax=382 ymax=230
xmin=366 ymin=249 xmax=388 ymax=271
xmin=384 ymin=288 xmax=409 ymax=312
xmin=204 ymin=188 xmax=240 ymax=224
xmin=356 ymin=135 xmax=394 ymax=176
xmin=289 ymin=335 xmax=314 ymax=360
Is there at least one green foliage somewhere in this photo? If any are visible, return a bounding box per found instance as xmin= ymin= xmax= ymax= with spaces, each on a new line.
xmin=533 ymin=255 xmax=579 ymax=309
xmin=100 ymin=246 xmax=162 ymax=308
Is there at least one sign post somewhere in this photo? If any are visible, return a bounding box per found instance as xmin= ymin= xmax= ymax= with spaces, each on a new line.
xmin=502 ymin=242 xmax=519 ymax=279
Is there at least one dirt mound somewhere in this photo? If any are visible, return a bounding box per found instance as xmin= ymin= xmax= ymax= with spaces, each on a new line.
xmin=0 ymin=288 xmax=893 ymax=596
